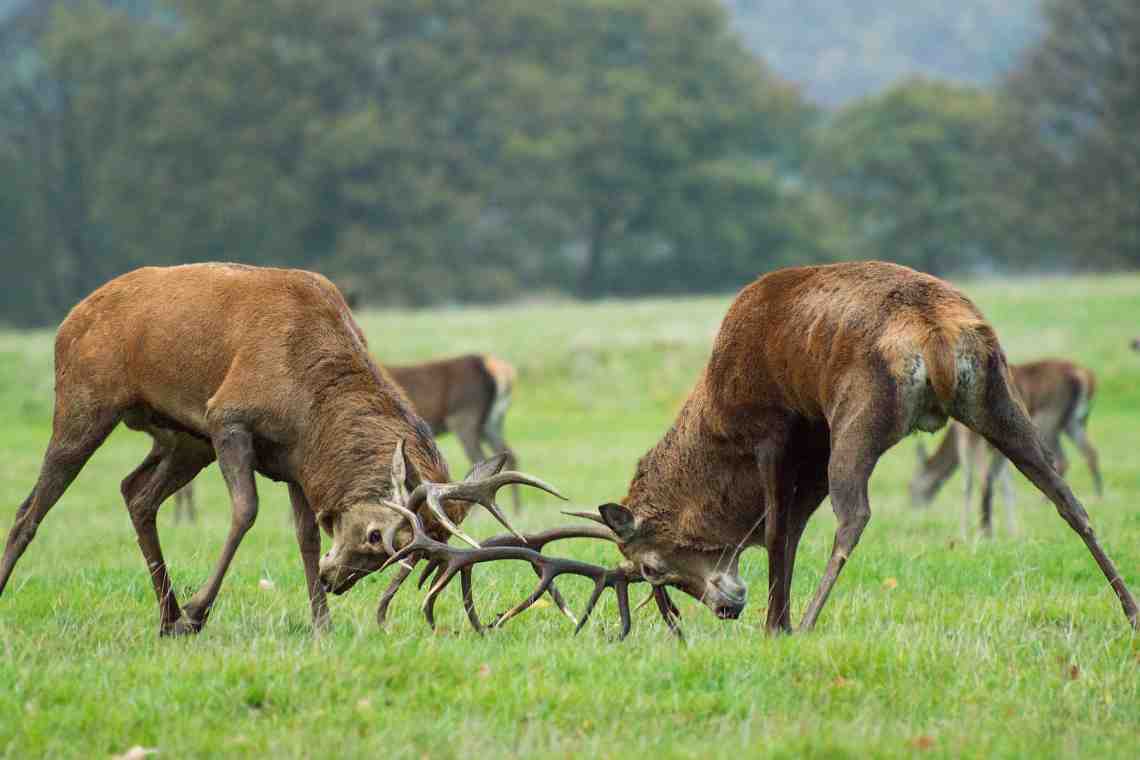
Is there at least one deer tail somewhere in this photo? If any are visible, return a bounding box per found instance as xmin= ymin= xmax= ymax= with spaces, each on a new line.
xmin=922 ymin=329 xmax=959 ymax=406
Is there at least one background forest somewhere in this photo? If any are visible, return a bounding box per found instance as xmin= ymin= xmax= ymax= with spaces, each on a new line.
xmin=1 ymin=0 xmax=1138 ymax=325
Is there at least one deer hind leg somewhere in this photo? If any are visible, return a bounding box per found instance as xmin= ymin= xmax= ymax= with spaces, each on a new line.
xmin=288 ymin=483 xmax=329 ymax=631
xmin=0 ymin=406 xmax=120 ymax=596
xmin=956 ymin=427 xmax=976 ymax=541
xmin=799 ymin=396 xmax=898 ymax=632
xmin=173 ymin=482 xmax=196 ymax=524
xmin=175 ymin=422 xmax=259 ymax=634
xmin=122 ymin=436 xmax=212 ymax=635
xmin=978 ymin=448 xmax=1010 ymax=538
xmin=1065 ymin=416 xmax=1103 ymax=499
xmin=967 ymin=371 xmax=1138 ymax=629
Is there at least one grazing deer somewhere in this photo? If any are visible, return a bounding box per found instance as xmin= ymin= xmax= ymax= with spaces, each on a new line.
xmin=910 ymin=359 xmax=1102 ymax=537
xmin=168 ymin=353 xmax=522 ymax=522
xmin=0 ymin=264 xmax=557 ymax=636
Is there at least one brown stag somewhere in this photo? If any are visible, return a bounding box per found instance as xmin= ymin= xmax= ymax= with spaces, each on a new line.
xmin=0 ymin=264 xmax=560 ymax=636
xmin=170 ymin=353 xmax=522 ymax=521
xmin=368 ymin=262 xmax=1138 ymax=637
xmin=910 ymin=359 xmax=1102 ymax=537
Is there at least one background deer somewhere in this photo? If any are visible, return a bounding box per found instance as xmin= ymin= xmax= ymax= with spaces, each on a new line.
xmin=510 ymin=262 xmax=1134 ymax=634
xmin=170 ymin=353 xmax=523 ymax=521
xmin=910 ymin=359 xmax=1102 ymax=536
xmin=0 ymin=263 xmax=555 ymax=636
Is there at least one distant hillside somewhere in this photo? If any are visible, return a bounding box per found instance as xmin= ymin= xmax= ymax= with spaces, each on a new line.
xmin=724 ymin=0 xmax=1043 ymax=106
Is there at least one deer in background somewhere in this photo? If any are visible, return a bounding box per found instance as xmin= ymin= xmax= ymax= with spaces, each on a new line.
xmin=0 ymin=263 xmax=557 ymax=636
xmin=910 ymin=359 xmax=1102 ymax=537
xmin=170 ymin=354 xmax=523 ymax=521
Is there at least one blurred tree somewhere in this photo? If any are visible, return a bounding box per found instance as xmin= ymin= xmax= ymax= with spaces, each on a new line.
xmin=810 ymin=79 xmax=1016 ymax=275
xmin=1005 ymin=0 xmax=1140 ymax=269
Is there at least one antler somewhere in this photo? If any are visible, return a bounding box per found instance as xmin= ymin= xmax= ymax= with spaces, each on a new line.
xmin=385 ymin=440 xmax=565 ymax=550
xmin=377 ymin=500 xmax=683 ymax=640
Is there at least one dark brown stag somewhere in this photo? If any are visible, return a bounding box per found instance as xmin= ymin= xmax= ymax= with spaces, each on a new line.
xmin=0 ymin=264 xmax=558 ymax=636
xmin=910 ymin=359 xmax=1102 ymax=536
xmin=370 ymin=262 xmax=1137 ymax=636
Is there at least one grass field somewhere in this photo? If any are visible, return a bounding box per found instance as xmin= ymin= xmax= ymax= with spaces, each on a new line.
xmin=0 ymin=273 xmax=1138 ymax=758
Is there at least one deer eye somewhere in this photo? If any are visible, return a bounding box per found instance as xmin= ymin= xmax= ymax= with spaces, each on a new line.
xmin=367 ymin=529 xmax=382 ymax=545
xmin=641 ymin=560 xmax=669 ymax=582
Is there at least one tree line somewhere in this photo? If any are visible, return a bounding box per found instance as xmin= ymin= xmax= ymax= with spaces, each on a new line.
xmin=1 ymin=0 xmax=1137 ymax=326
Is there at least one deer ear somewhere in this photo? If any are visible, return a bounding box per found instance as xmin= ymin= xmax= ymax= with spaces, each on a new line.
xmin=598 ymin=503 xmax=640 ymax=542
xmin=465 ymin=452 xmax=508 ymax=482
xmin=390 ymin=439 xmax=424 ymax=502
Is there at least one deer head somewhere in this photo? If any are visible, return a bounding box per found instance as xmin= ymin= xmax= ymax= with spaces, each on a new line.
xmin=318 ymin=441 xmax=562 ymax=594
xmin=566 ymin=504 xmax=748 ymax=620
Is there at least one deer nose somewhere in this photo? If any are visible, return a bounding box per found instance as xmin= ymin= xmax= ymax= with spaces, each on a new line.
xmin=710 ymin=573 xmax=747 ymax=605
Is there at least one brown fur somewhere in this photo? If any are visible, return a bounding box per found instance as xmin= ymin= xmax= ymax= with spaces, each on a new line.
xmin=911 ymin=358 xmax=1103 ymax=532
xmin=0 ymin=263 xmax=471 ymax=635
xmin=596 ymin=262 xmax=1137 ymax=632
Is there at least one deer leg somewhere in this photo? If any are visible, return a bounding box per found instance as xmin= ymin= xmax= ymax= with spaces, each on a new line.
xmin=288 ymin=483 xmax=329 ymax=631
xmin=122 ymin=438 xmax=212 ymax=635
xmin=957 ymin=429 xmax=975 ymax=541
xmin=979 ymin=449 xmax=1008 ymax=539
xmin=1065 ymin=418 xmax=1103 ymax=499
xmin=756 ymin=433 xmax=792 ymax=635
xmin=1000 ymin=462 xmax=1018 ymax=537
xmin=970 ymin=379 xmax=1138 ymax=629
xmin=175 ymin=424 xmax=259 ymax=633
xmin=771 ymin=456 xmax=829 ymax=633
xmin=0 ymin=408 xmax=119 ymax=596
xmin=799 ymin=403 xmax=893 ymax=632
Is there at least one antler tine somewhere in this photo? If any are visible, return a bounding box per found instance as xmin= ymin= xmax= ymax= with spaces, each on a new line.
xmin=375 ymin=499 xmax=670 ymax=639
xmin=376 ymin=562 xmax=415 ymax=627
xmin=652 ymin=585 xmax=684 ymax=640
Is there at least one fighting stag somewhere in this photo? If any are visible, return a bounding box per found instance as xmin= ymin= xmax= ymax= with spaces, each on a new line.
xmin=362 ymin=263 xmax=1137 ymax=638
xmin=553 ymin=263 xmax=1136 ymax=633
xmin=0 ymin=264 xmax=558 ymax=636
xmin=910 ymin=359 xmax=1102 ymax=536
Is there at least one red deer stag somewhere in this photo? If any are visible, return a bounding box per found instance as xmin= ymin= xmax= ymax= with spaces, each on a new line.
xmin=910 ymin=359 xmax=1102 ymax=536
xmin=0 ymin=264 xmax=560 ymax=636
xmin=367 ymin=262 xmax=1138 ymax=636
xmin=170 ymin=354 xmax=522 ymax=521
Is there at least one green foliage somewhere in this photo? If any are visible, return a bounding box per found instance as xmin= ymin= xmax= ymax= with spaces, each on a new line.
xmin=811 ymin=80 xmax=1018 ymax=274
xmin=1 ymin=277 xmax=1139 ymax=756
xmin=1003 ymin=0 xmax=1140 ymax=270
xmin=0 ymin=0 xmax=815 ymax=324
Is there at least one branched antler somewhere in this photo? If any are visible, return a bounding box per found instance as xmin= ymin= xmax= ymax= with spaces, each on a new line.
xmin=384 ymin=440 xmax=565 ymax=551
xmin=376 ymin=500 xmax=683 ymax=640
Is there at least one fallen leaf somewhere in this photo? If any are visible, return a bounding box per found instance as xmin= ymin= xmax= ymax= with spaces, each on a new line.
xmin=112 ymin=747 xmax=158 ymax=760
xmin=356 ymin=698 xmax=372 ymax=711
xmin=1068 ymin=664 xmax=1080 ymax=681
xmin=258 ymin=578 xmax=275 ymax=590
xmin=477 ymin=663 xmax=492 ymax=679
xmin=909 ymin=735 xmax=935 ymax=751
xmin=832 ymin=675 xmax=852 ymax=689
xmin=882 ymin=577 xmax=898 ymax=590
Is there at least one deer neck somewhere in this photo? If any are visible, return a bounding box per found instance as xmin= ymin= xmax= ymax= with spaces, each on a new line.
xmin=623 ymin=390 xmax=768 ymax=552
xmin=297 ymin=365 xmax=450 ymax=516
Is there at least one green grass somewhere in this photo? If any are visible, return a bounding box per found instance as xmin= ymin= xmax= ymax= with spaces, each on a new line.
xmin=1 ymin=273 xmax=1138 ymax=758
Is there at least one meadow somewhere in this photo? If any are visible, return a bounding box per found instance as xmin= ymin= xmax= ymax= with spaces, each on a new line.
xmin=0 ymin=273 xmax=1138 ymax=758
